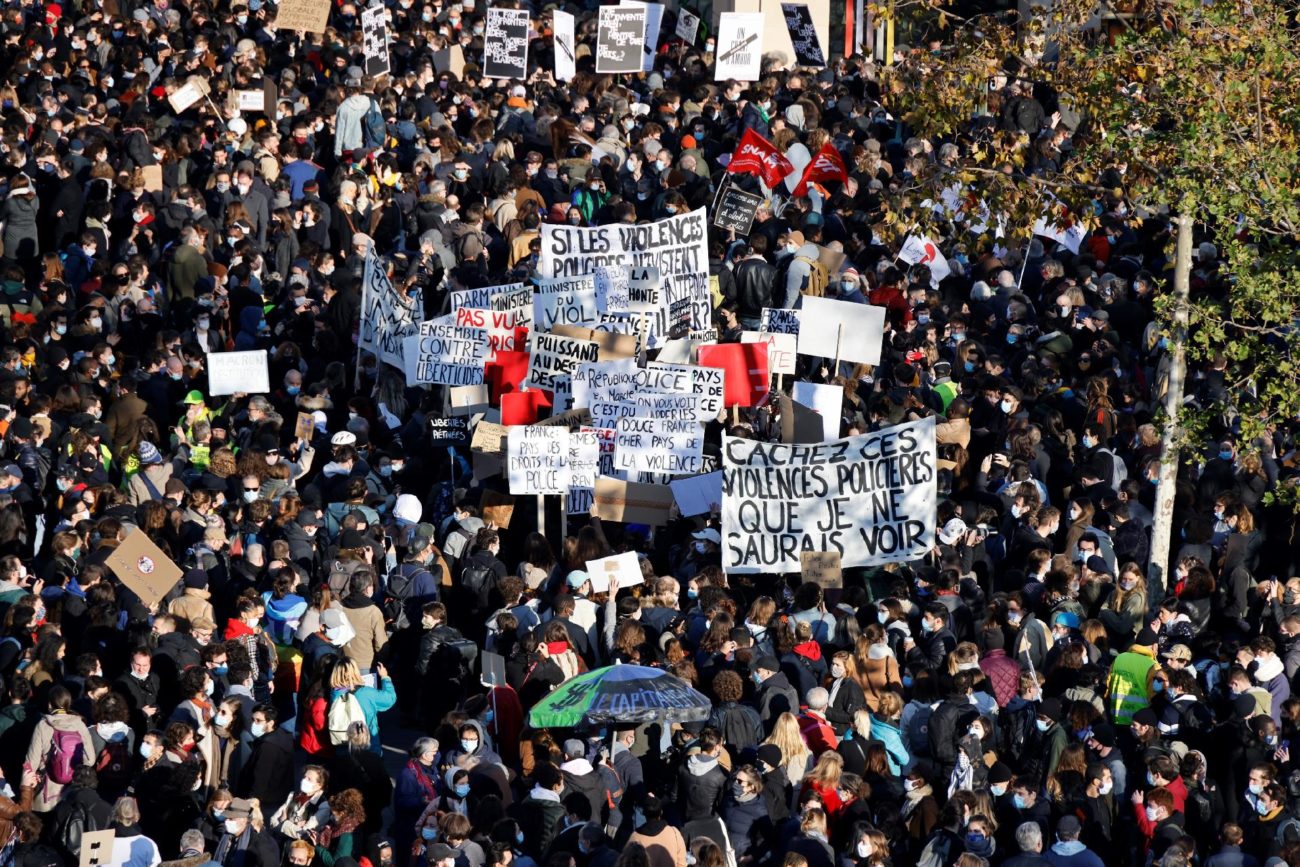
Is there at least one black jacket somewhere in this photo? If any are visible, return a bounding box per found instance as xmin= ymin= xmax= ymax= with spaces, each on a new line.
xmin=823 ymin=677 xmax=866 ymax=734
xmin=756 ymin=672 xmax=799 ymax=733
xmin=236 ymin=726 xmax=294 ymax=812
xmin=732 ymin=256 xmax=777 ymax=320
xmin=677 ymin=754 xmax=727 ymax=820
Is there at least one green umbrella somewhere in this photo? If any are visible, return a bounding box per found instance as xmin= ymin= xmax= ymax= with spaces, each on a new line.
xmin=528 ymin=663 xmax=712 ymax=728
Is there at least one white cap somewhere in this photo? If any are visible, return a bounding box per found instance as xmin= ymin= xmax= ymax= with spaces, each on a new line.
xmin=330 ymin=431 xmax=357 ymax=447
xmin=311 ymin=410 xmax=328 ymax=432
xmin=692 ymin=528 xmax=721 ymax=544
xmin=227 ymin=117 xmax=248 ymax=136
xmin=510 ymin=84 xmax=526 ymax=98
xmin=393 ymin=493 xmax=422 ymax=525
xmin=938 ymin=518 xmax=967 ymax=546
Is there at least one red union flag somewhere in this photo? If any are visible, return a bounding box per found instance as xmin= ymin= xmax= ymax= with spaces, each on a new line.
xmin=725 ymin=128 xmax=795 ymax=189
xmin=792 ymin=142 xmax=849 ymax=196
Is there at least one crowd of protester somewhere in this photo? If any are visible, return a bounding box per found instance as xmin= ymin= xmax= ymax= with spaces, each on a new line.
xmin=0 ymin=2 xmax=1294 ymax=867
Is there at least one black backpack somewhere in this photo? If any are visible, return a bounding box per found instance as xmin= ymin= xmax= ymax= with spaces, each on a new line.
xmin=384 ymin=563 xmax=430 ymax=630
xmin=52 ymin=796 xmax=102 ymax=861
xmin=460 ymin=561 xmax=495 ymax=611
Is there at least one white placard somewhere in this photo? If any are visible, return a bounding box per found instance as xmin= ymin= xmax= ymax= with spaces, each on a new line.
xmin=792 ymin=381 xmax=844 ymax=441
xmin=553 ymin=10 xmax=576 ymax=81
xmin=451 ymin=282 xmax=527 ymax=312
xmin=584 ymin=551 xmax=644 ymax=592
xmin=897 ymin=234 xmax=952 ymax=288
xmin=742 ymin=331 xmax=796 ymax=376
xmin=615 ymin=416 xmax=703 ymax=474
xmin=796 ymin=297 xmax=886 ymax=366
xmin=508 ymin=426 xmax=571 ymax=495
xmin=527 ymin=332 xmax=600 ymax=392
xmin=671 ymin=471 xmax=723 ymax=517
xmin=454 ymin=307 xmax=527 ymax=356
xmin=534 ymin=275 xmax=600 ymax=330
xmin=760 ymin=307 xmax=801 ymax=335
xmin=675 ymin=8 xmax=700 ymax=43
xmin=621 ymin=0 xmax=664 ymax=72
xmin=360 ymin=251 xmax=424 ymax=369
xmin=169 ymin=79 xmax=207 ymax=113
xmin=722 ymin=417 xmax=938 ymax=573
xmin=402 ymin=322 xmax=489 ymax=385
xmin=572 ymin=358 xmax=639 ymax=409
xmin=236 ymin=90 xmax=265 ymax=112
xmin=715 ymin=13 xmax=764 ymax=81
xmin=208 ymin=350 xmax=269 ymax=395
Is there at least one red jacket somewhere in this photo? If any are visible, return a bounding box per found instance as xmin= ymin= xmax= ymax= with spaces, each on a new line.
xmin=799 ymin=711 xmax=839 ymax=757
xmin=297 ymin=695 xmax=331 ymax=757
xmin=980 ymin=649 xmax=1022 ymax=707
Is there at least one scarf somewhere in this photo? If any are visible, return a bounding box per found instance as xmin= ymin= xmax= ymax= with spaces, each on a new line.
xmin=407 ymin=759 xmax=438 ymax=803
xmin=901 ymin=782 xmax=932 ymax=820
xmin=317 ymin=814 xmax=361 ymax=849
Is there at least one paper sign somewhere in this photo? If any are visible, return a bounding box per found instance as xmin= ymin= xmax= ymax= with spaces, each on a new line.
xmin=207 ymin=350 xmax=269 ymax=395
xmin=713 ymin=186 xmax=764 ymax=236
xmin=141 ymin=164 xmax=164 ymax=193
xmin=592 ymin=477 xmax=675 ymax=525
xmin=450 ymin=384 xmax=492 ymax=416
xmin=760 ymin=307 xmax=801 ymax=336
xmin=796 ymin=297 xmax=886 ymax=366
xmin=528 ymin=332 xmax=600 ymax=391
xmin=742 ymin=331 xmax=796 ymax=376
xmin=480 ymin=489 xmax=516 ymax=529
xmin=294 ymin=412 xmax=315 ymax=442
xmin=780 ymin=3 xmax=825 ymax=66
xmin=698 ymin=342 xmax=769 ymax=407
xmin=670 ymin=471 xmax=723 ymax=517
xmin=481 ymin=650 xmax=507 ymax=686
xmin=507 ymin=426 xmax=570 ymax=495
xmin=483 ymin=7 xmax=530 ymax=79
xmin=676 ymin=7 xmax=700 ymax=43
xmin=432 ymin=45 xmax=466 ymax=76
xmin=106 ymin=529 xmax=183 ymax=608
xmin=534 ymin=275 xmax=600 ymax=330
xmin=596 ymin=5 xmax=647 ymax=74
xmin=361 ymin=252 xmax=424 ymax=370
xmin=621 ymin=0 xmax=663 ymax=72
xmin=471 ymin=421 xmax=508 ymax=454
xmin=585 ymin=551 xmax=645 ymax=593
xmin=428 ymin=417 xmax=469 ymax=446
xmin=715 ymin=12 xmax=763 ymax=81
xmin=168 ymin=78 xmax=208 ymax=113
xmin=236 ymin=89 xmax=265 ymax=112
xmin=791 ymin=381 xmax=843 ymax=441
xmin=451 ymin=282 xmax=526 ymax=313
xmin=615 ymin=416 xmax=703 ymax=474
xmin=551 ymin=324 xmax=639 ymax=360
xmin=554 ymin=10 xmax=576 ymax=81
xmin=271 ymin=0 xmax=330 ymax=32
xmin=801 ymin=550 xmax=842 ymax=588
xmin=361 ymin=5 xmax=391 ymax=77
xmin=403 ymin=322 xmax=489 ymax=385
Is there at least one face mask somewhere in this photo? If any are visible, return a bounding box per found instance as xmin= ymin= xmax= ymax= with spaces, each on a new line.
xmin=1257 ymin=799 xmax=1272 ymax=816
xmin=856 ymin=842 xmax=871 ymax=859
xmin=1098 ymin=780 xmax=1113 ymax=795
xmin=969 ymin=726 xmax=983 ymax=739
xmin=422 ymin=616 xmax=436 ymax=630
xmin=921 ymin=619 xmax=934 ymax=634
xmin=251 ymin=723 xmax=266 ymax=737
xmin=686 ymin=588 xmax=698 ymax=600
xmin=693 ymin=541 xmax=709 ymax=555
xmin=990 ymin=784 xmax=1006 ymax=797
xmin=633 ymin=809 xmax=646 ymax=829
xmin=56 ymin=324 xmax=67 ymax=335
xmin=831 ymin=664 xmax=845 ymax=679
xmin=205 ymin=679 xmax=215 ymax=696
xmin=904 ymin=779 xmax=920 ymax=792
xmin=1013 ymin=794 xmax=1028 ymax=810
xmin=461 ymin=739 xmax=477 ymax=753
xmin=454 ymin=783 xmax=471 ymax=797
xmin=1011 ymin=504 xmax=1024 ymax=519
xmin=422 ymin=828 xmax=438 ymax=841
xmin=877 ymin=611 xmax=889 ymax=624
xmin=140 ymin=743 xmax=154 ymax=759
xmin=1250 ymin=782 xmax=1264 ymax=796
xmin=242 ymin=490 xmax=259 ymax=504
xmin=1006 ymin=333 xmax=1018 ymax=345
xmin=1220 ymin=450 xmax=1234 ymax=461
xmin=225 ymin=819 xmax=243 ymax=835
xmin=1000 ymin=399 xmax=1014 ymax=413
xmin=965 ymin=833 xmax=985 ymax=848
xmin=1152 ymin=681 xmax=1165 ymax=693
xmin=1143 ymin=805 xmax=1160 ymax=822
xmin=215 ymin=713 xmax=232 ymax=728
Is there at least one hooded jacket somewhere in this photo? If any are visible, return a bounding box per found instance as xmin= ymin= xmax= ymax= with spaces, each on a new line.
xmin=334 ymin=94 xmax=374 ymax=157
xmin=25 ymin=711 xmax=95 ymax=811
xmin=341 ymin=592 xmax=387 ymax=671
xmin=756 ymin=672 xmax=800 ymax=732
xmin=677 ymin=752 xmax=727 ymax=818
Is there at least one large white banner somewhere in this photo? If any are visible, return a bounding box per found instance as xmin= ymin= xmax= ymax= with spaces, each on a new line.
xmin=360 ymin=252 xmax=424 ymax=369
xmin=538 ymin=209 xmax=711 ymax=331
xmin=721 ymin=416 xmax=937 ymax=573
xmin=553 ymin=10 xmax=576 ymax=82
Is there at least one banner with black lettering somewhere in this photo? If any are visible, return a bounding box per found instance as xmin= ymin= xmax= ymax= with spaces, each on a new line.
xmin=779 ymin=3 xmax=825 ymax=67
xmin=721 ymin=416 xmax=937 ymax=573
xmin=361 ymin=6 xmax=391 ymax=77
xmin=538 ymin=209 xmax=711 ymax=331
xmin=360 ymin=252 xmax=424 ymax=369
xmin=483 ymin=7 xmax=529 ymax=79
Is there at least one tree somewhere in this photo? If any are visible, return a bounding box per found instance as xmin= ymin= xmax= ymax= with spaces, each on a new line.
xmin=869 ymin=0 xmax=1300 ymax=590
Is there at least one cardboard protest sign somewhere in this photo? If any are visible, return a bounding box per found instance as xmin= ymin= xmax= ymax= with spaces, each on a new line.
xmin=792 ymin=381 xmax=843 ymax=441
xmin=402 ymin=322 xmax=489 ymax=385
xmin=207 ymin=350 xmax=269 ymax=395
xmin=585 ymin=551 xmax=645 ymax=592
xmin=615 ymin=417 xmax=704 ymax=474
xmin=596 ymin=5 xmax=647 ymax=74
xmin=780 ymin=3 xmax=825 ymax=66
xmin=432 ymin=44 xmax=466 ymax=76
xmin=796 ymin=297 xmax=886 ymax=366
xmin=81 ymin=829 xmax=117 ymax=867
xmin=670 ymin=471 xmax=723 ymax=517
xmin=471 ymin=421 xmax=508 ymax=454
xmin=551 ymin=324 xmax=639 ymax=360
xmin=592 ymin=476 xmax=675 ymax=524
xmin=271 ymin=0 xmax=330 ymax=32
xmin=168 ymin=77 xmax=209 ymax=113
xmin=107 ymin=529 xmax=184 ymax=608
xmin=721 ymin=416 xmax=937 ymax=573
xmin=507 ymin=426 xmax=570 ymax=495
xmin=451 ymin=281 xmax=526 ymax=312
xmin=712 ymin=186 xmax=764 ymax=236
xmin=450 ymin=384 xmax=492 ymax=417
xmin=141 ymin=164 xmax=164 ymax=192
xmin=897 ymin=234 xmax=952 ymax=288
xmin=553 ymin=10 xmax=576 ymax=81
xmin=817 ymin=244 xmax=847 ymax=276
xmin=801 ymin=550 xmax=842 ymax=588
xmin=295 ymin=412 xmax=315 ymax=442
xmin=534 ymin=275 xmax=600 ymax=329
xmin=539 ymin=209 xmax=711 ymax=332
xmin=428 ymin=417 xmax=469 ymax=446
xmin=361 ymin=5 xmax=391 ymax=77
xmin=528 ymin=332 xmax=600 ymax=392
xmin=742 ymin=331 xmax=796 ymax=376
xmin=454 ymin=307 xmax=528 ymax=355
xmin=566 ymin=430 xmax=602 ymax=515
xmin=761 ymin=307 xmax=800 ymax=335
xmin=698 ymin=343 xmax=769 ymax=407
xmin=715 ymin=12 xmax=763 ymax=81
xmin=360 ymin=252 xmax=424 ymax=369
xmin=480 ymin=489 xmax=516 ymax=528
xmin=483 ymin=7 xmax=530 ymax=79
xmin=676 ymin=7 xmax=700 ymax=43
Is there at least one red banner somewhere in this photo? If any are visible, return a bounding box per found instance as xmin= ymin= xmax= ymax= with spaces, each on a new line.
xmin=792 ymin=142 xmax=849 ymax=196
xmin=726 ymin=128 xmax=795 ymax=190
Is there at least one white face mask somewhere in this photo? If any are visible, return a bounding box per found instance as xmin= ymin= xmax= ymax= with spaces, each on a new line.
xmin=300 ymin=778 xmax=317 ymax=795
xmin=215 ymin=712 xmax=232 ymax=728
xmin=856 ymin=841 xmax=872 ymax=859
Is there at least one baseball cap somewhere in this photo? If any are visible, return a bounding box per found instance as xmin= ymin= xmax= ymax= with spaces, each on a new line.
xmin=562 ymin=738 xmax=585 ymax=758
xmin=0 ymin=464 xmax=21 ymax=480
xmin=1057 ymin=815 xmax=1081 ymax=837
xmin=937 ymin=518 xmax=967 ymax=546
xmin=566 ymin=570 xmax=590 ymax=589
xmin=1052 ymin=611 xmax=1080 ymax=630
xmin=182 ymin=390 xmax=205 ymax=405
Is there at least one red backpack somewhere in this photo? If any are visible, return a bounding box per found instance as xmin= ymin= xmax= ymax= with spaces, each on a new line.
xmin=48 ymin=729 xmax=84 ymax=785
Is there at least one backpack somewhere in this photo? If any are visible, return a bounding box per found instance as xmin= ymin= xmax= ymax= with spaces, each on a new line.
xmin=793 ymin=255 xmax=828 ymax=298
xmin=1184 ymin=783 xmax=1213 ymax=826
xmin=1095 ymin=446 xmax=1128 ymax=490
xmin=52 ymin=798 xmax=101 ymax=860
xmin=459 ymin=561 xmax=495 ymax=611
xmin=384 ymin=563 xmax=430 ymax=630
xmin=94 ymin=739 xmax=131 ymax=790
xmin=362 ymin=98 xmax=386 ymax=149
xmin=48 ymin=728 xmax=84 ymax=785
xmin=327 ymin=691 xmax=367 ymax=745
xmin=1278 ymin=815 xmax=1300 ymax=846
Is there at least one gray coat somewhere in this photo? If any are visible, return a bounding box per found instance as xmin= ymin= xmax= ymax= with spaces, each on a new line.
xmin=1 ymin=193 xmax=40 ymax=260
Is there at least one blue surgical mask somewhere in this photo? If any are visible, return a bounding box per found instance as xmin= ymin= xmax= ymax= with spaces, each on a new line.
xmin=877 ymin=611 xmax=888 ymax=624
xmin=422 ymin=828 xmax=438 ymax=841
xmin=286 ymin=385 xmax=300 ymax=396
xmin=515 ymin=831 xmax=525 ymax=845
xmin=963 ymin=361 xmax=975 ymax=373
xmin=1219 ymin=450 xmax=1233 ymax=461
xmin=1257 ymin=800 xmax=1271 ymax=816
xmin=461 ymin=739 xmax=477 ymax=753
xmin=687 ymin=588 xmax=698 ymax=599
xmin=1006 ymin=333 xmax=1018 ymax=345
xmin=484 ymin=709 xmax=495 ymax=723
xmin=454 ymin=783 xmax=470 ymax=797
xmin=1035 ymin=719 xmax=1051 ymax=732
xmin=213 ymin=665 xmax=228 ymax=675
xmin=921 ymin=619 xmax=934 ymax=634
xmin=1013 ymin=794 xmax=1027 ymax=810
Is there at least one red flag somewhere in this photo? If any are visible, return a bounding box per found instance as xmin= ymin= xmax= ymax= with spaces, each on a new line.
xmin=792 ymin=142 xmax=849 ymax=196
xmin=725 ymin=128 xmax=795 ymax=189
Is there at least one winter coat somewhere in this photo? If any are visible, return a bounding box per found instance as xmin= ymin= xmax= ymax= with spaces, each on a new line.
xmin=26 ymin=711 xmax=95 ymax=811
xmin=721 ymin=795 xmax=772 ymax=859
xmin=334 ymin=95 xmax=374 ymax=157
xmin=330 ymin=676 xmax=396 ymax=746
xmin=169 ymin=588 xmax=215 ymax=627
xmin=237 ymin=725 xmax=295 ymax=812
xmin=756 ymin=672 xmax=800 ymax=732
xmin=824 ymin=676 xmax=866 ymax=734
xmin=1 ymin=193 xmax=40 ymax=260
xmin=340 ymin=593 xmax=387 ymax=671
xmin=127 ymin=462 xmax=175 ymax=506
xmin=678 ymin=753 xmax=727 ymax=818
